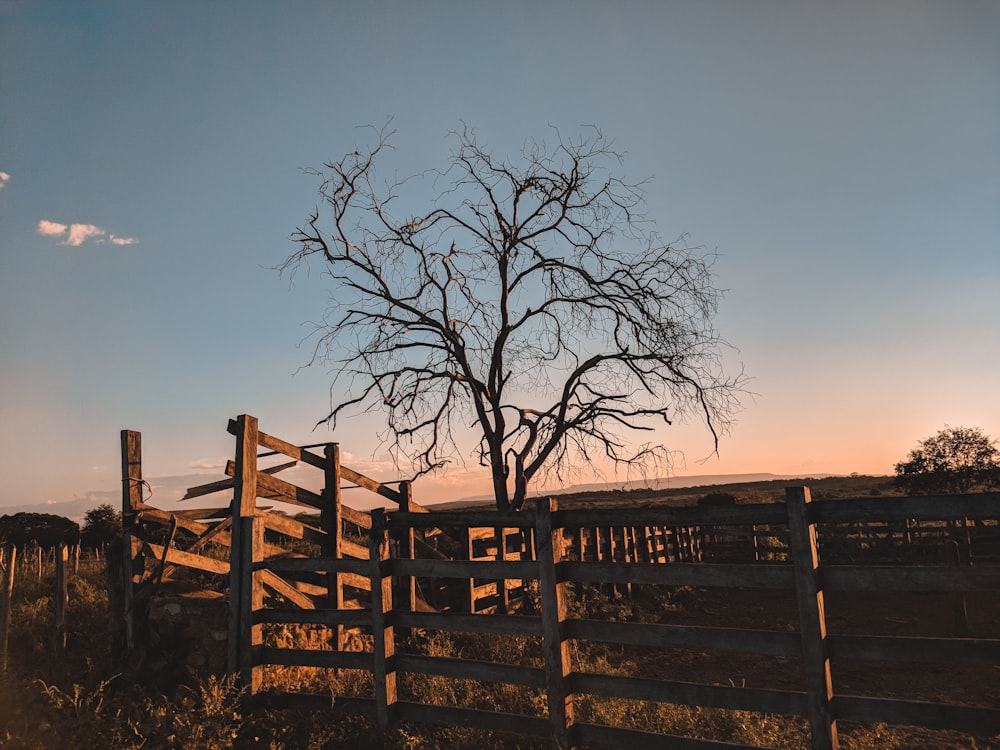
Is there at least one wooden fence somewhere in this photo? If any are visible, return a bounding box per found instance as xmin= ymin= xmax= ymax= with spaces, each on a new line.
xmin=238 ymin=490 xmax=1000 ymax=750
xmin=117 ymin=416 xmax=418 ymax=659
xmin=0 ymin=541 xmax=79 ymax=670
xmin=116 ymin=416 xmax=1000 ymax=749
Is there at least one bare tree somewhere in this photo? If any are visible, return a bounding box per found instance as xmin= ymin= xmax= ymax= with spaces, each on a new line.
xmin=283 ymin=124 xmax=745 ymax=511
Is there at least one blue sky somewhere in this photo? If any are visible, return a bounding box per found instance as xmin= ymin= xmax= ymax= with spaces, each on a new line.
xmin=1 ymin=0 xmax=998 ymax=512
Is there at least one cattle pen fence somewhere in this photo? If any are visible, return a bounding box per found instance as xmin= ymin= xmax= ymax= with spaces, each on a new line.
xmin=116 ymin=415 xmax=1000 ymax=750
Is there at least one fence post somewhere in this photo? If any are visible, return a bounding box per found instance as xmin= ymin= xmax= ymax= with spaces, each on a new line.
xmin=369 ymin=508 xmax=396 ymax=731
xmin=785 ymin=486 xmax=838 ymax=750
xmin=398 ymin=481 xmax=417 ymax=629
xmin=536 ymin=497 xmax=575 ymax=749
xmin=120 ymin=430 xmax=143 ymax=651
xmin=947 ymin=540 xmax=969 ymax=637
xmin=322 ymin=443 xmax=345 ymax=650
xmin=229 ymin=414 xmax=259 ymax=683
xmin=496 ymin=525 xmax=510 ymax=614
xmin=106 ymin=537 xmax=126 ymax=661
xmin=465 ymin=527 xmax=476 ymax=613
xmin=53 ymin=543 xmax=69 ymax=657
xmin=1 ymin=545 xmax=15 ymax=672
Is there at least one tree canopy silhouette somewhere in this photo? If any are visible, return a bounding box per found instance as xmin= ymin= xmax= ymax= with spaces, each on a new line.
xmin=894 ymin=425 xmax=1000 ymax=495
xmin=81 ymin=503 xmax=122 ymax=550
xmin=284 ymin=124 xmax=745 ymax=511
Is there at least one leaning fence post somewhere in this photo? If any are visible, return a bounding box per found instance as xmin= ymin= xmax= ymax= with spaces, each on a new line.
xmin=1 ymin=545 xmax=16 ymax=671
xmin=369 ymin=508 xmax=397 ymax=731
xmin=536 ymin=497 xmax=575 ymax=749
xmin=786 ymin=486 xmax=838 ymax=750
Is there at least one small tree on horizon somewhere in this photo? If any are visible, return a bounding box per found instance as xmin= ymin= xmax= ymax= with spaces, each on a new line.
xmin=283 ymin=123 xmax=745 ymax=512
xmin=894 ymin=425 xmax=1000 ymax=495
xmin=82 ymin=503 xmax=122 ymax=550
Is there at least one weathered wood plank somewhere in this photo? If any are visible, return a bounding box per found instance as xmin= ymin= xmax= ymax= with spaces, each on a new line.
xmin=786 ymin=486 xmax=838 ymax=750
xmin=822 ymin=564 xmax=1000 ymax=592
xmin=252 ymin=471 xmax=325 ymax=510
xmin=321 ymin=442 xmax=344 ymax=648
xmin=182 ymin=476 xmax=237 ymax=501
xmin=828 ymin=634 xmax=1000 ymax=664
xmin=1 ymin=545 xmax=16 ymax=671
xmin=394 ymin=654 xmax=546 ymax=688
xmin=369 ymin=509 xmax=396 ymax=730
xmin=340 ymin=538 xmax=369 ymax=560
xmin=229 ymin=414 xmax=257 ymax=678
xmin=248 ymin=515 xmax=265 ymax=693
xmin=253 ymin=607 xmax=370 ymax=628
xmin=167 ymin=507 xmax=231 ymax=520
xmin=120 ymin=429 xmax=142 ymax=651
xmin=570 ymin=672 xmax=808 ymax=716
xmin=536 ymin=497 xmax=575 ymax=749
xmin=340 ymin=465 xmax=402 ymax=503
xmin=812 ymin=493 xmax=1000 ymax=524
xmin=263 ymin=556 xmax=370 ymax=576
xmin=229 ymin=420 xmax=326 ymax=469
xmin=565 ymin=618 xmax=801 ymax=656
xmin=184 ymin=461 xmax=299 ymax=502
xmin=141 ymin=541 xmax=229 ymax=574
xmin=259 ymin=512 xmax=327 ymax=547
xmin=397 ymin=481 xmax=418 ymax=627
xmin=259 ymin=569 xmax=317 ymax=609
xmin=53 ymin=544 xmax=68 ymax=655
xmin=339 ymin=503 xmax=372 ymax=530
xmin=833 ymin=695 xmax=1000 ymax=735
xmin=256 ymin=572 xmax=337 ymax=599
xmin=137 ymin=507 xmax=231 ymax=542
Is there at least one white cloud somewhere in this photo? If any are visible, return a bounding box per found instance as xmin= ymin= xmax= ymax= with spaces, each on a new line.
xmin=38 ymin=218 xmax=139 ymax=246
xmin=189 ymin=458 xmax=228 ymax=470
xmin=65 ymin=223 xmax=106 ymax=246
xmin=38 ymin=219 xmax=68 ymax=237
xmin=0 ymin=172 xmax=9 ymax=189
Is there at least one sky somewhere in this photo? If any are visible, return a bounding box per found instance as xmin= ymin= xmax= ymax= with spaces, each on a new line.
xmin=1 ymin=0 xmax=998 ymax=515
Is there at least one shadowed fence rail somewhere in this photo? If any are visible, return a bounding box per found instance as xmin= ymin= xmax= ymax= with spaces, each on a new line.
xmin=116 ymin=415 xmax=1000 ymax=750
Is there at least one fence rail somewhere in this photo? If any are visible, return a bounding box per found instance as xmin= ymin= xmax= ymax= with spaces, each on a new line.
xmin=117 ymin=416 xmax=1000 ymax=750
xmin=242 ymin=491 xmax=1000 ymax=749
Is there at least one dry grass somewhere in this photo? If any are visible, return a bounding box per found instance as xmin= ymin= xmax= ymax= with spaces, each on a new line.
xmin=1 ymin=558 xmax=995 ymax=749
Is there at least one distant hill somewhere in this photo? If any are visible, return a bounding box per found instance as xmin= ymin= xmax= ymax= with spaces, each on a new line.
xmin=433 ymin=472 xmax=897 ymax=510
xmin=442 ymin=473 xmax=807 ymax=507
xmin=0 ymin=472 xmax=898 ymax=522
